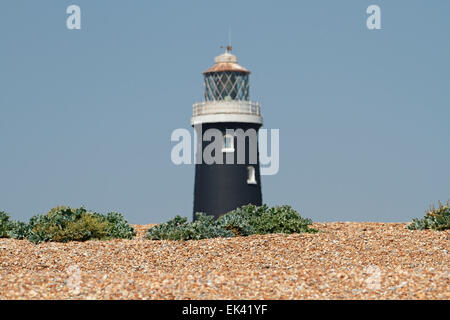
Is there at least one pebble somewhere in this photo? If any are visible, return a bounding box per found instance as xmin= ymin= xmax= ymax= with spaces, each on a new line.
xmin=0 ymin=223 xmax=448 ymax=299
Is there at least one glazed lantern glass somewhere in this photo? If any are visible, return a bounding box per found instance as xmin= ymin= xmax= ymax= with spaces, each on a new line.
xmin=204 ymin=71 xmax=249 ymax=101
xmin=202 ymin=46 xmax=251 ymax=102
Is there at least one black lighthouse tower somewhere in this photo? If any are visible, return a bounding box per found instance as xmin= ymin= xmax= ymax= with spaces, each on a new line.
xmin=191 ymin=47 xmax=263 ymax=219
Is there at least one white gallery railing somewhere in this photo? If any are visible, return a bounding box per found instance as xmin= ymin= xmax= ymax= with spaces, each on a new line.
xmin=193 ymin=101 xmax=261 ymax=117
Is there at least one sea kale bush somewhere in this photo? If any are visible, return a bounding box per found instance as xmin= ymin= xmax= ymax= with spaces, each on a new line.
xmin=218 ymin=204 xmax=317 ymax=236
xmin=0 ymin=211 xmax=13 ymax=238
xmin=7 ymin=221 xmax=30 ymax=240
xmin=407 ymin=201 xmax=450 ymax=231
xmin=217 ymin=208 xmax=255 ymax=236
xmin=104 ymin=212 xmax=138 ymax=239
xmin=145 ymin=214 xmax=234 ymax=241
xmin=145 ymin=204 xmax=317 ymax=241
xmin=22 ymin=206 xmax=135 ymax=244
xmin=0 ymin=211 xmax=28 ymax=239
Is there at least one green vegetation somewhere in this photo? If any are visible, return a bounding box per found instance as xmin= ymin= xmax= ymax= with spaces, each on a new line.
xmin=0 ymin=206 xmax=135 ymax=243
xmin=0 ymin=211 xmax=14 ymax=238
xmin=4 ymin=198 xmax=449 ymax=244
xmin=219 ymin=204 xmax=316 ymax=236
xmin=407 ymin=201 xmax=450 ymax=231
xmin=145 ymin=204 xmax=318 ymax=241
xmin=145 ymin=213 xmax=234 ymax=241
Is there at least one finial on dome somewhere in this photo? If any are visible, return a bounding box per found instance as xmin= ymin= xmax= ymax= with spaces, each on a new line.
xmin=220 ymin=45 xmax=233 ymax=53
xmin=203 ymin=45 xmax=250 ymax=74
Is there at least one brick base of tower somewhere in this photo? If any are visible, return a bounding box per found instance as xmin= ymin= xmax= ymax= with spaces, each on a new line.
xmin=193 ymin=122 xmax=262 ymax=220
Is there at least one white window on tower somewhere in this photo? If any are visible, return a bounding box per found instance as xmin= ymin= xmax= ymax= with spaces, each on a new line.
xmin=247 ymin=166 xmax=257 ymax=185
xmin=222 ymin=134 xmax=235 ymax=153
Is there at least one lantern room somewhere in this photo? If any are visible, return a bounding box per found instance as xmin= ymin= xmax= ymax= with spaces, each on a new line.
xmin=203 ymin=46 xmax=250 ymax=102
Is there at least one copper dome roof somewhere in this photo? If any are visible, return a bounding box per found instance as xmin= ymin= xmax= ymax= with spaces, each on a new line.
xmin=203 ymin=48 xmax=250 ymax=75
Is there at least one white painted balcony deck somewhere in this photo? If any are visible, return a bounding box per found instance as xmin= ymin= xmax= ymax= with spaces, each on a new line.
xmin=191 ymin=101 xmax=263 ymax=125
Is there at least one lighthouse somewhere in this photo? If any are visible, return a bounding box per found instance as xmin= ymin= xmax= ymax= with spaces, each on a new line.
xmin=191 ymin=47 xmax=263 ymax=220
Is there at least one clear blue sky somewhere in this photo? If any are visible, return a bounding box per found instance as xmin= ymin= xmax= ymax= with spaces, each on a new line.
xmin=1 ymin=0 xmax=449 ymax=223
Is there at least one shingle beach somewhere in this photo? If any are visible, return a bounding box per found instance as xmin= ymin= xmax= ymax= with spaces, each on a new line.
xmin=0 ymin=223 xmax=448 ymax=299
